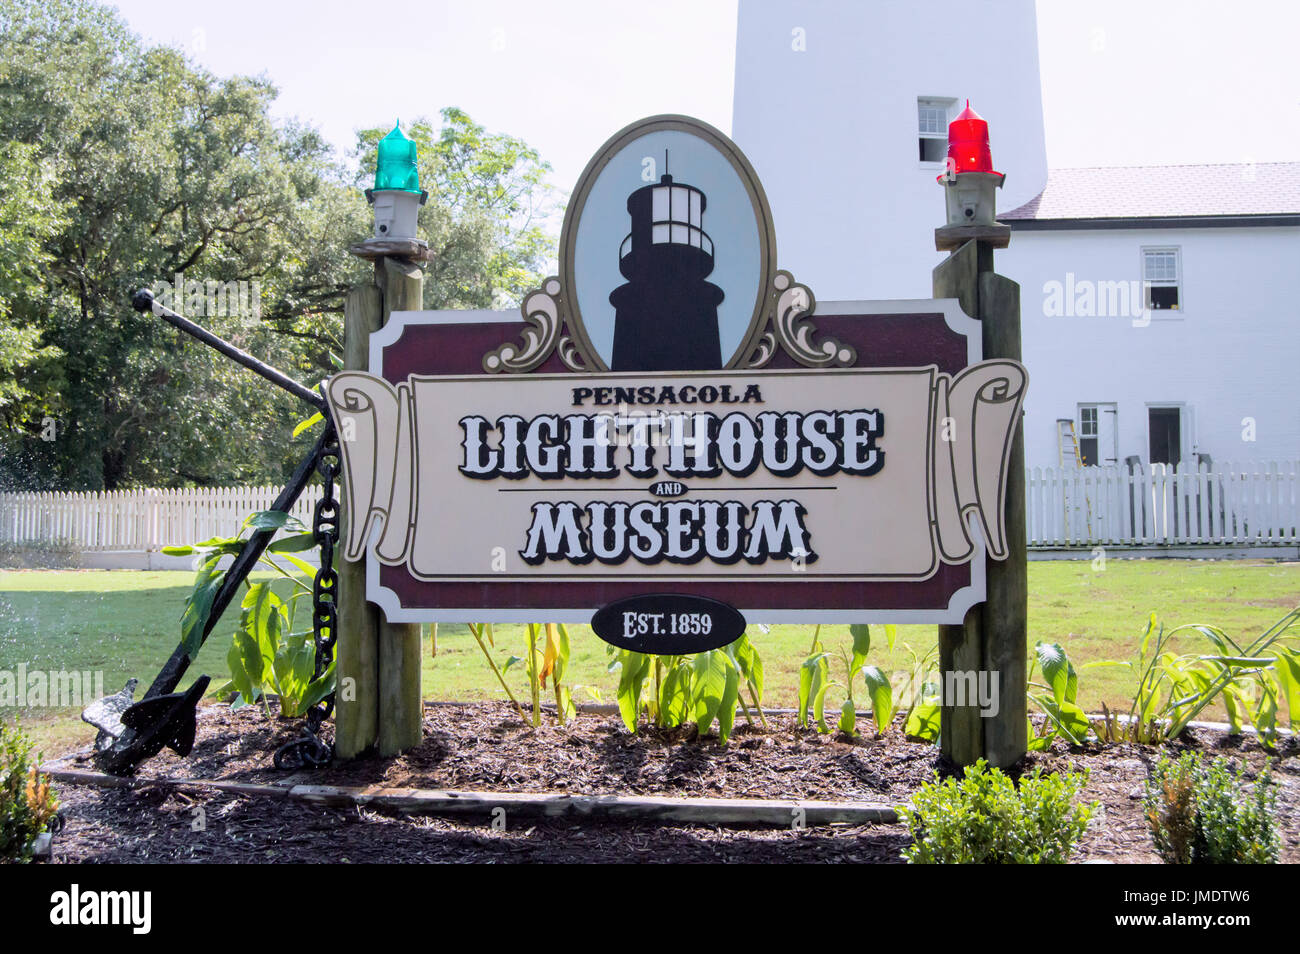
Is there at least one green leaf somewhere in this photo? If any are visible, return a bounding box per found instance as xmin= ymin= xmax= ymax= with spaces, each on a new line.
xmin=1036 ymin=696 xmax=1091 ymax=746
xmin=1196 ymin=655 xmax=1276 ymax=667
xmin=226 ymin=630 xmax=262 ymax=705
xmin=169 ymin=535 xmax=244 ymax=557
xmin=616 ymin=651 xmax=650 ymax=733
xmin=1140 ymin=613 xmax=1159 ymax=658
xmin=552 ymin=623 xmax=572 ymax=687
xmin=1035 ymin=642 xmax=1078 ymax=705
xmin=849 ymin=624 xmax=871 ymax=676
xmin=837 ymin=697 xmax=857 ymax=736
xmin=272 ymin=634 xmax=316 ymax=717
xmin=1274 ymin=648 xmax=1300 ymax=730
xmin=301 ymin=660 xmax=338 ymax=712
xmin=266 ymin=532 xmax=318 ymax=554
xmin=862 ymin=665 xmax=894 ymax=734
xmin=293 ymin=411 xmax=324 ymax=438
xmin=691 ymin=650 xmax=730 ymax=734
xmin=1221 ymin=683 xmax=1246 ymax=735
xmin=717 ymin=659 xmax=740 ymax=744
xmin=180 ymin=555 xmax=226 ymax=659
xmin=798 ymin=651 xmax=831 ymax=728
xmin=659 ymin=662 xmax=690 ymax=727
xmin=811 ymin=671 xmax=832 ymax=733
xmin=905 ymin=703 xmax=941 ymax=742
xmin=241 ymin=582 xmax=284 ymax=676
xmin=242 ymin=510 xmax=301 ymax=533
xmin=734 ymin=635 xmax=764 ymax=704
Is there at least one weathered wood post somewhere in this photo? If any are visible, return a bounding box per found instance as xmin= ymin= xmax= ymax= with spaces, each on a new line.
xmin=335 ymin=283 xmax=382 ymax=759
xmin=334 ymin=124 xmax=430 ymax=759
xmin=933 ymin=103 xmax=1028 ymax=769
xmin=335 ymin=249 xmax=428 ymax=758
xmin=375 ymin=256 xmax=424 ymax=755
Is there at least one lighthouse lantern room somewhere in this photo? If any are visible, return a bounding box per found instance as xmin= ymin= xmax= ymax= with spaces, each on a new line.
xmin=609 ymin=169 xmax=724 ymax=371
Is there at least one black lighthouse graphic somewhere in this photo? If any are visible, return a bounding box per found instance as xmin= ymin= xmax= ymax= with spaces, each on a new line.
xmin=609 ymin=168 xmax=724 ymax=371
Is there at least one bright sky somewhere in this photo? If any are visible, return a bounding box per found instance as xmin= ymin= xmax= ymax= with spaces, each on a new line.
xmin=110 ymin=0 xmax=1300 ymax=194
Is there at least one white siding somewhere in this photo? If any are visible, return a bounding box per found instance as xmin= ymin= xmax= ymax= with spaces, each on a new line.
xmin=732 ymin=0 xmax=1048 ymax=299
xmin=1000 ymin=226 xmax=1300 ymax=470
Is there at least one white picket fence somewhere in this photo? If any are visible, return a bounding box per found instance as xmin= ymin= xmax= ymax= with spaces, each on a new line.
xmin=1 ymin=462 xmax=1297 ymax=552
xmin=0 ymin=485 xmax=323 ymax=551
xmin=1027 ymin=461 xmax=1300 ymax=547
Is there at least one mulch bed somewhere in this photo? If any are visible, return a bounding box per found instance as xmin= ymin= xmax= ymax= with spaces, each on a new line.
xmin=42 ymin=701 xmax=1300 ymax=863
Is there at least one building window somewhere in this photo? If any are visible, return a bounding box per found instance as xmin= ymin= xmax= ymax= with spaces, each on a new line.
xmin=918 ymin=97 xmax=955 ymax=163
xmin=1078 ymin=406 xmax=1099 ymax=466
xmin=1072 ymin=403 xmax=1117 ymax=466
xmin=1142 ymin=247 xmax=1181 ymax=311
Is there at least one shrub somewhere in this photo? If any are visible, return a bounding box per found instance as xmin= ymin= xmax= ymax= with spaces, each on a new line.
xmin=1144 ymin=752 xmax=1279 ymax=864
xmin=0 ymin=720 xmax=59 ymax=863
xmin=899 ymin=759 xmax=1097 ymax=864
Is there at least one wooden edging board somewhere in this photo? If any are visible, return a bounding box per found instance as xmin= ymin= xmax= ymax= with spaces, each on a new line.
xmin=39 ymin=765 xmax=899 ymax=828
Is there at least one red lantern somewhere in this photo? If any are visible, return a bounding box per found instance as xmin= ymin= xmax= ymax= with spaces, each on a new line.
xmin=944 ymin=101 xmax=1002 ymax=178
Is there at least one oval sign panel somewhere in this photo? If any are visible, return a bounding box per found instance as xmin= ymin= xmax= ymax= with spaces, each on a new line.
xmin=591 ymin=593 xmax=747 ymax=655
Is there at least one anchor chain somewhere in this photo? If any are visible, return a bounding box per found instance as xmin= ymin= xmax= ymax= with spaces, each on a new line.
xmin=274 ymin=427 xmax=341 ymax=770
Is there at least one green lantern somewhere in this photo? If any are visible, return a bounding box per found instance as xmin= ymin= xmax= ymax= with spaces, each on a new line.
xmin=374 ymin=123 xmax=421 ymax=193
xmin=367 ymin=121 xmax=427 ymax=239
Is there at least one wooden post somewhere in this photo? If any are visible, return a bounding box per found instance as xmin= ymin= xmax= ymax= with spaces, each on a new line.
xmin=933 ymin=232 xmax=1028 ymax=768
xmin=334 ymin=284 xmax=383 ymax=759
xmin=375 ymin=257 xmax=424 ymax=755
xmin=335 ymin=250 xmax=428 ymax=759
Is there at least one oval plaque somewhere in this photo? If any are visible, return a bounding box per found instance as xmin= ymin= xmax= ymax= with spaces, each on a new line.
xmin=591 ymin=593 xmax=746 ymax=655
xmin=648 ymin=480 xmax=688 ymax=498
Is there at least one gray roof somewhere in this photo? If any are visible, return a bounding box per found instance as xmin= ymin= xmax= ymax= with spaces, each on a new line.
xmin=1000 ymin=162 xmax=1300 ymax=222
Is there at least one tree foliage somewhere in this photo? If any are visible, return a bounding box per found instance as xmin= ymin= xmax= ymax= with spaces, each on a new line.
xmin=0 ymin=0 xmax=557 ymax=490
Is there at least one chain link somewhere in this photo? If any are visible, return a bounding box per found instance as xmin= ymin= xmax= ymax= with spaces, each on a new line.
xmin=308 ymin=429 xmax=341 ymax=732
xmin=275 ymin=426 xmax=340 ymax=768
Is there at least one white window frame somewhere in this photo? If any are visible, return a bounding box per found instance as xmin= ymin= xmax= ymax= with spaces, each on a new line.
xmin=1076 ymin=402 xmax=1118 ymax=467
xmin=917 ymin=96 xmax=957 ymax=168
xmin=1145 ymin=401 xmax=1189 ymax=469
xmin=1140 ymin=246 xmax=1183 ymax=316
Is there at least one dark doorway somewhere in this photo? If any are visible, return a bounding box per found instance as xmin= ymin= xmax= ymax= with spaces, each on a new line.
xmin=1148 ymin=407 xmax=1181 ymax=466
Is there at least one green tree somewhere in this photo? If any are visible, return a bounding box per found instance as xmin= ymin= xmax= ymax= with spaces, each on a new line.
xmin=0 ymin=0 xmax=557 ymax=491
xmin=0 ymin=141 xmax=64 ymax=425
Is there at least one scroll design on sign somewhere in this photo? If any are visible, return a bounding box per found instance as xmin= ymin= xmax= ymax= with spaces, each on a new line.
xmin=929 ymin=360 xmax=1028 ymax=562
xmin=744 ymin=271 xmax=856 ymax=370
xmin=482 ymin=277 xmax=587 ymax=374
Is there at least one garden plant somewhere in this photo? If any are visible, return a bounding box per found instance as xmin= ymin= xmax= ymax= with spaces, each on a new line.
xmin=0 ymin=720 xmax=59 ymax=863
xmin=1144 ymin=751 xmax=1280 ymax=864
xmin=898 ymin=759 xmax=1098 ymax=864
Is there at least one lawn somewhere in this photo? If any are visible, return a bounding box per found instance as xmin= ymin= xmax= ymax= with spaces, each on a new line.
xmin=2 ymin=560 xmax=1297 ymax=755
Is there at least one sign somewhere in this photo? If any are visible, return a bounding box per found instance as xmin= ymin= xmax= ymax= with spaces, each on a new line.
xmin=326 ymin=115 xmax=1027 ymax=625
xmin=591 ymin=594 xmax=746 ymax=655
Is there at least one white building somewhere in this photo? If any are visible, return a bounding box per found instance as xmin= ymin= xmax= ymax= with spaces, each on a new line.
xmin=732 ymin=0 xmax=1300 ymax=477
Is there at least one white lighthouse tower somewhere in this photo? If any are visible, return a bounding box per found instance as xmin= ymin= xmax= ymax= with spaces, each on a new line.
xmin=731 ymin=0 xmax=1048 ymax=300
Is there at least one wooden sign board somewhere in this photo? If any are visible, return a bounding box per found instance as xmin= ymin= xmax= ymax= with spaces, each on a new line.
xmin=326 ymin=116 xmax=1027 ymax=628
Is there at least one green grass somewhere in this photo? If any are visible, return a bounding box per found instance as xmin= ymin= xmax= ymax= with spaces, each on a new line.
xmin=2 ymin=560 xmax=1297 ymax=755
